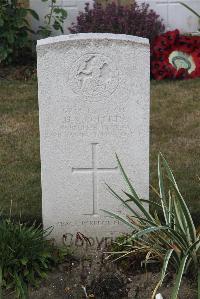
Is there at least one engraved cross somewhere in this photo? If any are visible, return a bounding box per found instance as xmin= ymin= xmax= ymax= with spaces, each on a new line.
xmin=72 ymin=143 xmax=118 ymax=216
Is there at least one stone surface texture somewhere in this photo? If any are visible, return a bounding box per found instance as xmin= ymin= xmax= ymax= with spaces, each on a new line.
xmin=37 ymin=33 xmax=150 ymax=245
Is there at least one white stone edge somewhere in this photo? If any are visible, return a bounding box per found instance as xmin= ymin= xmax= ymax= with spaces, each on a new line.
xmin=37 ymin=33 xmax=149 ymax=47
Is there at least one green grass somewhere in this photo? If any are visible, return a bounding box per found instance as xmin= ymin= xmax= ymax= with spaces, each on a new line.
xmin=0 ymin=79 xmax=199 ymax=222
xmin=0 ymin=80 xmax=41 ymax=221
xmin=150 ymin=79 xmax=200 ymax=223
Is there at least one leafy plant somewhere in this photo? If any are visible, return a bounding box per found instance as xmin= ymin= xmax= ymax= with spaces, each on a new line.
xmin=37 ymin=0 xmax=67 ymax=38
xmin=103 ymin=153 xmax=200 ymax=299
xmin=0 ymin=218 xmax=56 ymax=298
xmin=179 ymin=2 xmax=200 ymax=31
xmin=0 ymin=0 xmax=67 ymax=64
xmin=0 ymin=0 xmax=39 ymax=64
xmin=69 ymin=2 xmax=165 ymax=44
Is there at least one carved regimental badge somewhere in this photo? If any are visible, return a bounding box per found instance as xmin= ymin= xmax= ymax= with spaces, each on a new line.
xmin=69 ymin=53 xmax=119 ymax=100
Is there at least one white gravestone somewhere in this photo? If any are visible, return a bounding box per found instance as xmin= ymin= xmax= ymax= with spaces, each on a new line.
xmin=37 ymin=33 xmax=150 ymax=247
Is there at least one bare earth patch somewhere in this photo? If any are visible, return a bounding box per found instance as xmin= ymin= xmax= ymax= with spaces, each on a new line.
xmin=4 ymin=249 xmax=198 ymax=299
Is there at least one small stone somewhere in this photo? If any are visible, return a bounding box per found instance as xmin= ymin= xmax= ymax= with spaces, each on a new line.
xmin=156 ymin=294 xmax=164 ymax=299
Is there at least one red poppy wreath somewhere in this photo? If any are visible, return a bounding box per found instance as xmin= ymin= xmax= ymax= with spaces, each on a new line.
xmin=151 ymin=29 xmax=200 ymax=80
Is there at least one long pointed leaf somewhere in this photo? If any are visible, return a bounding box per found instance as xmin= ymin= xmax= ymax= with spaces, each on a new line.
xmin=135 ymin=199 xmax=163 ymax=210
xmin=106 ymin=184 xmax=140 ymax=218
xmin=160 ymin=249 xmax=174 ymax=284
xmin=170 ymin=255 xmax=188 ymax=299
xmin=186 ymin=239 xmax=200 ymax=254
xmin=168 ymin=190 xmax=173 ymax=227
xmin=198 ymin=268 xmax=200 ymax=299
xmin=132 ymin=226 xmax=169 ymax=240
xmin=115 ymin=154 xmax=141 ymax=201
xmin=152 ymin=249 xmax=174 ymax=299
xmin=124 ymin=192 xmax=155 ymax=222
xmin=129 ymin=215 xmax=159 ymax=227
xmin=173 ymin=198 xmax=187 ymax=237
xmin=115 ymin=155 xmax=154 ymax=222
xmin=101 ymin=209 xmax=135 ymax=230
xmin=158 ymin=153 xmax=168 ymax=224
xmin=125 ymin=196 xmax=171 ymax=212
xmin=160 ymin=153 xmax=196 ymax=243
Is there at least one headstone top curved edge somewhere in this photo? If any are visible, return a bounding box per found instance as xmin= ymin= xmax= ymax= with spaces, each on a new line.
xmin=37 ymin=33 xmax=149 ymax=47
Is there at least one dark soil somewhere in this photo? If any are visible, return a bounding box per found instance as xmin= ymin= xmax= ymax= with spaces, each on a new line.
xmin=4 ymin=249 xmax=198 ymax=299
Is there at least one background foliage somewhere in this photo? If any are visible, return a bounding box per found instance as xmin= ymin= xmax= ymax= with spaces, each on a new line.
xmin=0 ymin=215 xmax=72 ymax=298
xmin=37 ymin=0 xmax=67 ymax=38
xmin=0 ymin=218 xmax=54 ymax=298
xmin=69 ymin=2 xmax=165 ymax=44
xmin=0 ymin=0 xmax=67 ymax=65
xmin=0 ymin=0 xmax=39 ymax=65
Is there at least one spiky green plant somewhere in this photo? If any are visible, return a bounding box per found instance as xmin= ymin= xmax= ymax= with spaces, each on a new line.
xmin=0 ymin=218 xmax=55 ymax=299
xmin=103 ymin=153 xmax=200 ymax=299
